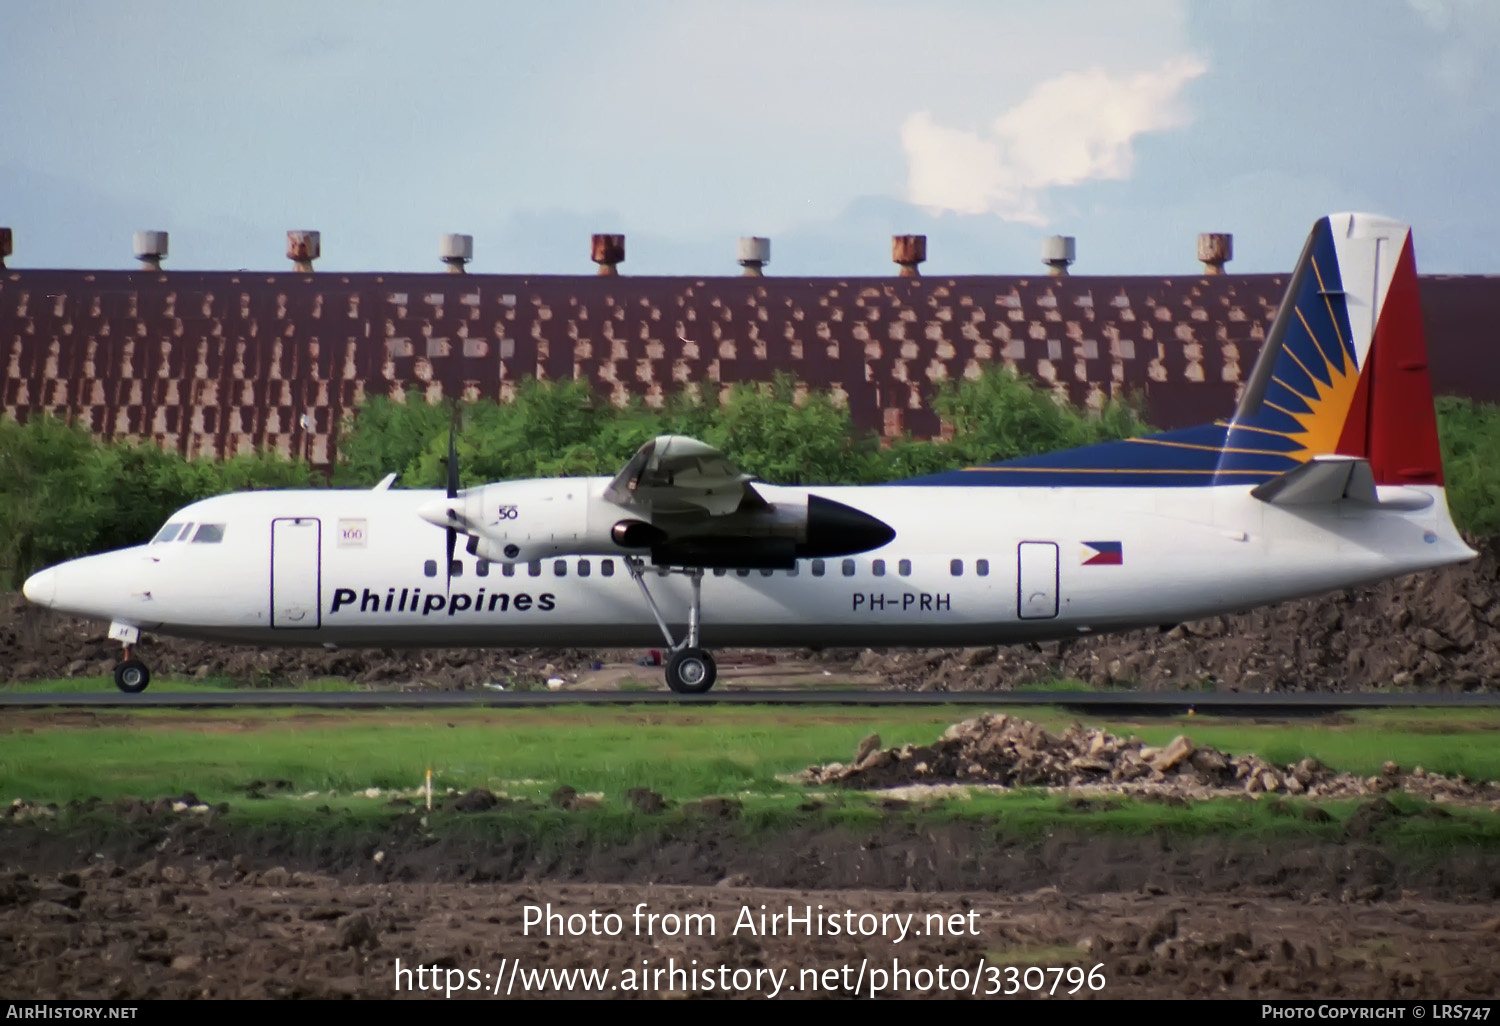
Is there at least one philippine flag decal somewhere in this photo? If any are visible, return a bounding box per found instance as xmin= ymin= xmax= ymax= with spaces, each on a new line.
xmin=1082 ymin=541 xmax=1123 ymax=566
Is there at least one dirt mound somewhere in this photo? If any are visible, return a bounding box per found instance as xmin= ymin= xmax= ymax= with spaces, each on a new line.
xmin=804 ymin=713 xmax=1500 ymax=806
xmin=858 ymin=534 xmax=1500 ymax=693
xmin=3 ymin=535 xmax=1498 ymax=690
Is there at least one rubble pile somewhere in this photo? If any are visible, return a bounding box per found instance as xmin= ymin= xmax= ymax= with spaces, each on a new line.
xmin=803 ymin=714 xmax=1500 ymax=805
xmin=862 ymin=535 xmax=1500 ymax=693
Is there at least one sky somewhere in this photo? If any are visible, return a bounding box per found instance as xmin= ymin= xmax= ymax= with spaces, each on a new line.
xmin=3 ymin=0 xmax=1499 ymax=276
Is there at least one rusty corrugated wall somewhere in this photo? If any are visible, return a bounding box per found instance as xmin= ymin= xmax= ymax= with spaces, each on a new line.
xmin=2 ymin=268 xmax=1495 ymax=467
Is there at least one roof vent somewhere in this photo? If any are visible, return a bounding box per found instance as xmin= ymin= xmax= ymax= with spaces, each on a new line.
xmin=287 ymin=230 xmax=321 ymax=272
xmin=1198 ymin=233 xmax=1233 ymax=275
xmin=592 ymin=233 xmax=624 ymax=276
xmin=1042 ymin=235 xmax=1075 ymax=276
xmin=892 ymin=235 xmax=926 ymax=277
xmin=440 ymin=233 xmax=473 ymax=274
xmin=133 ymin=230 xmax=168 ymax=271
xmin=737 ymin=236 xmax=770 ymax=277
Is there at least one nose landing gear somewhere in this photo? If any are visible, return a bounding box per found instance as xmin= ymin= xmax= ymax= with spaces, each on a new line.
xmin=108 ymin=622 xmax=151 ymax=694
xmin=113 ymin=656 xmax=151 ymax=694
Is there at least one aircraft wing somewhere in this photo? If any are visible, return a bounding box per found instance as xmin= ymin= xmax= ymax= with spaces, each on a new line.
xmin=605 ymin=435 xmax=769 ymax=517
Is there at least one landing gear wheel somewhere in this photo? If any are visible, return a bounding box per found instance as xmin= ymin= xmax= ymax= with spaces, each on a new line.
xmin=114 ymin=659 xmax=150 ymax=694
xmin=665 ymin=648 xmax=717 ymax=694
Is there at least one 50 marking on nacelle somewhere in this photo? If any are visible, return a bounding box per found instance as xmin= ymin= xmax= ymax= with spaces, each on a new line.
xmin=492 ymin=505 xmax=519 ymax=523
xmin=329 ymin=587 xmax=556 ymax=617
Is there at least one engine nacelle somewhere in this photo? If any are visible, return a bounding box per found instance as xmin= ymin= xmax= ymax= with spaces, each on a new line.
xmin=421 ymin=478 xmax=602 ymax=564
xmin=422 ymin=479 xmax=894 ymax=569
xmin=647 ymin=495 xmax=893 ymax=568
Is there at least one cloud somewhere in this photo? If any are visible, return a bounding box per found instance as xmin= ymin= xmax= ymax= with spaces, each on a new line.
xmin=1405 ymin=0 xmax=1500 ymax=101
xmin=900 ymin=56 xmax=1208 ymax=226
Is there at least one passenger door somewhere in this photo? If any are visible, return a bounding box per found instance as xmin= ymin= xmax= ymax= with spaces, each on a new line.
xmin=1017 ymin=541 xmax=1059 ymax=620
xmin=271 ymin=517 xmax=321 ymax=628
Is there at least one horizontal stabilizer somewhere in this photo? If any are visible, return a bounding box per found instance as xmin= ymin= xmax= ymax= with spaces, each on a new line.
xmin=1251 ymin=456 xmax=1432 ymax=510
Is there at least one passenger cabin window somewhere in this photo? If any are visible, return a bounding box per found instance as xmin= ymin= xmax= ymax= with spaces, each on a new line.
xmin=976 ymin=558 xmax=990 ymax=577
xmin=554 ymin=560 xmax=567 ymax=577
xmin=502 ymin=563 xmax=516 ymax=577
xmin=950 ymin=559 xmax=963 ymax=577
xmin=841 ymin=559 xmax=855 ymax=577
xmin=786 ymin=564 xmax=799 ymax=577
xmin=152 ymin=523 xmax=185 ymax=544
xmin=872 ymin=559 xmax=886 ymax=577
xmin=759 ymin=568 xmax=773 ymax=577
xmin=600 ymin=560 xmax=614 ymax=578
xmin=424 ymin=560 xmax=438 ymax=577
xmin=713 ymin=568 xmax=728 ymax=577
xmin=528 ymin=561 xmax=542 ymax=577
xmin=736 ymin=569 xmax=750 ymax=578
xmin=192 ymin=524 xmax=226 ymax=543
xmin=578 ymin=559 xmax=591 ymax=577
xmin=811 ymin=559 xmax=825 ymax=577
xmin=449 ymin=560 xmax=463 ymax=578
xmin=476 ymin=560 xmax=490 ymax=578
xmin=898 ymin=559 xmax=911 ymax=576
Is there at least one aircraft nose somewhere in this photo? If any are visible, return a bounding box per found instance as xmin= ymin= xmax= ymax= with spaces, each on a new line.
xmin=22 ymin=567 xmax=56 ymax=607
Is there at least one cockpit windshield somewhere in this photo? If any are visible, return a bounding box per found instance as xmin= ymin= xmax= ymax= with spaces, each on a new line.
xmin=151 ymin=523 xmax=186 ymax=544
xmin=151 ymin=522 xmax=227 ymax=544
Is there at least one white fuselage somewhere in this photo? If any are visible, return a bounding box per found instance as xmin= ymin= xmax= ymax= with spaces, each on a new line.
xmin=25 ymin=480 xmax=1472 ymax=651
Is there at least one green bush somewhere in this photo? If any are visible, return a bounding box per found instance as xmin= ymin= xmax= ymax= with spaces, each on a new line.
xmin=346 ymin=369 xmax=1146 ymax=491
xmin=930 ymin=367 xmax=1150 ymax=467
xmin=331 ymin=387 xmax=451 ymax=487
xmin=1436 ymin=396 xmax=1500 ymax=536
xmin=0 ymin=417 xmax=314 ymax=588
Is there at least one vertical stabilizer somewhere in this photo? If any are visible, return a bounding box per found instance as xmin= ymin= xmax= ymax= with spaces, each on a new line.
xmin=1227 ymin=213 xmax=1443 ymax=487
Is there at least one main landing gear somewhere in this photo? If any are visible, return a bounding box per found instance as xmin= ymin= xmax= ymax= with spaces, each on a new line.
xmin=624 ymin=557 xmax=717 ymax=694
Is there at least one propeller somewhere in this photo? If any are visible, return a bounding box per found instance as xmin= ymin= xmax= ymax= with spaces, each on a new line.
xmin=444 ymin=404 xmax=460 ymax=595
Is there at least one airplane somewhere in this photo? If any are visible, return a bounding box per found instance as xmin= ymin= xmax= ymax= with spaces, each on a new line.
xmin=20 ymin=213 xmax=1477 ymax=695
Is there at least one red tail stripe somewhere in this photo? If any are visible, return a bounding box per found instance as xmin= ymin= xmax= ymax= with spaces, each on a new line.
xmin=1366 ymin=236 xmax=1443 ymax=487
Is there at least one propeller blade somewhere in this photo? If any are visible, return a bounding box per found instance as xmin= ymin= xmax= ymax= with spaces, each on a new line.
xmin=445 ymin=524 xmax=457 ymax=596
xmin=445 ymin=402 xmax=460 ymax=594
xmin=447 ymin=405 xmax=460 ymax=500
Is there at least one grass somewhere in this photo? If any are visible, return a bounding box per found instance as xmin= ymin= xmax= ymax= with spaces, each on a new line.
xmin=1080 ymin=709 xmax=1500 ymax=781
xmin=4 ymin=704 xmax=1500 ymax=849
xmin=1006 ymin=678 xmax=1103 ymax=693
xmin=5 ymin=676 xmax=363 ymax=694
xmin=0 ymin=705 xmax=968 ymax=804
xmin=5 ymin=677 xmax=240 ymax=694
